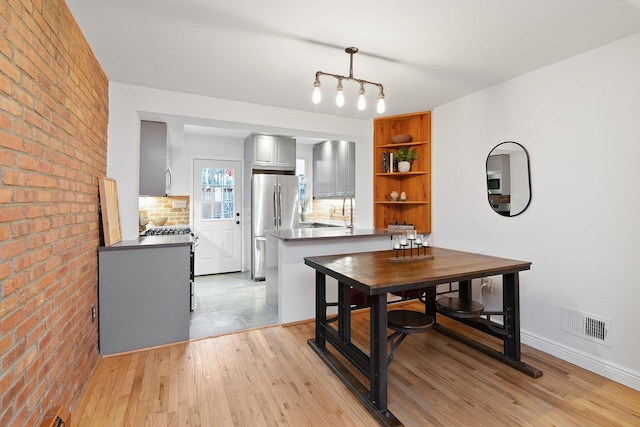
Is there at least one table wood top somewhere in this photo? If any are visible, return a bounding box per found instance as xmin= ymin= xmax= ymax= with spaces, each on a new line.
xmin=304 ymin=246 xmax=531 ymax=295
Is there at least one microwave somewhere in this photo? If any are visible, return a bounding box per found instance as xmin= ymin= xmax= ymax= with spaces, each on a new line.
xmin=487 ymin=173 xmax=502 ymax=195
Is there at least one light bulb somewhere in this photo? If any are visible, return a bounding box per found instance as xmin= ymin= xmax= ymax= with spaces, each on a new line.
xmin=312 ymin=77 xmax=321 ymax=104
xmin=335 ymin=79 xmax=345 ymax=107
xmin=357 ymin=83 xmax=366 ymax=111
xmin=376 ymin=89 xmax=386 ymax=114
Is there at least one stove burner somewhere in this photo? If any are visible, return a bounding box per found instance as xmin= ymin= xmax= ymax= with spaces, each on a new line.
xmin=142 ymin=226 xmax=192 ymax=236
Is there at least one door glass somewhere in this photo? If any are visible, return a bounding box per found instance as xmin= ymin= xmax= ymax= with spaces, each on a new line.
xmin=200 ymin=168 xmax=235 ymax=220
xmin=296 ymin=158 xmax=308 ymax=213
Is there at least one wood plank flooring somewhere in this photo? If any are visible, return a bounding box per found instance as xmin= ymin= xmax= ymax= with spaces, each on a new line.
xmin=74 ymin=301 xmax=640 ymax=426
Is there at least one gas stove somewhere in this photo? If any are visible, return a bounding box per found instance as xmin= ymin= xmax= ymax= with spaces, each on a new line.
xmin=141 ymin=226 xmax=192 ymax=236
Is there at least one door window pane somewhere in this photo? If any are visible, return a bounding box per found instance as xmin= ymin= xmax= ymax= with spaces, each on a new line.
xmin=200 ymin=168 xmax=235 ymax=220
xmin=296 ymin=158 xmax=308 ymax=212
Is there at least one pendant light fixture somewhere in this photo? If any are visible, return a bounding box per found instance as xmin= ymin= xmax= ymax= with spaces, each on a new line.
xmin=312 ymin=47 xmax=385 ymax=114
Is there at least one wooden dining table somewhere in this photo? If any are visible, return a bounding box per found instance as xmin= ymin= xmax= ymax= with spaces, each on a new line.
xmin=304 ymin=246 xmax=542 ymax=426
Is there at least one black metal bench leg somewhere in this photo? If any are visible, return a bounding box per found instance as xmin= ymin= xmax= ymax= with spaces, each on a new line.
xmin=387 ymin=331 xmax=408 ymax=366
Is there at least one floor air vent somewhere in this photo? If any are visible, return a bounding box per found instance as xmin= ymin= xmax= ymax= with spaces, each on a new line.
xmin=561 ymin=306 xmax=611 ymax=347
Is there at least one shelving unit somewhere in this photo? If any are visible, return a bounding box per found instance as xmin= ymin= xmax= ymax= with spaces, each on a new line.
xmin=373 ymin=111 xmax=431 ymax=233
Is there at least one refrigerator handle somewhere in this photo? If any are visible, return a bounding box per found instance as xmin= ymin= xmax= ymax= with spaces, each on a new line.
xmin=278 ymin=183 xmax=282 ymax=227
xmin=272 ymin=184 xmax=278 ymax=227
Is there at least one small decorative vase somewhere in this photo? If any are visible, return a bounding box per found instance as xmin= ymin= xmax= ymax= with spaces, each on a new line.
xmin=390 ymin=191 xmax=399 ymax=201
xmin=398 ymin=161 xmax=411 ymax=173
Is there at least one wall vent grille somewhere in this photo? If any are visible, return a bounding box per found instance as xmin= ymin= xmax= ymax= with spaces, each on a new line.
xmin=561 ymin=306 xmax=611 ymax=347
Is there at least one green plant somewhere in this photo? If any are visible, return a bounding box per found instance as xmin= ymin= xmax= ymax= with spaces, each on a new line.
xmin=394 ymin=146 xmax=417 ymax=163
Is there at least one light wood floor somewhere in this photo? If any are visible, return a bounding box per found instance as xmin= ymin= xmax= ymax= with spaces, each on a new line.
xmin=74 ymin=301 xmax=640 ymax=426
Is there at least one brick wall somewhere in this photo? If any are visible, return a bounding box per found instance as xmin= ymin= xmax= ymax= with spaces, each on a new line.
xmin=0 ymin=0 xmax=108 ymax=425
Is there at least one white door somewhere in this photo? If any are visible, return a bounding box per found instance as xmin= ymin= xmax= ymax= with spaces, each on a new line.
xmin=193 ymin=159 xmax=242 ymax=275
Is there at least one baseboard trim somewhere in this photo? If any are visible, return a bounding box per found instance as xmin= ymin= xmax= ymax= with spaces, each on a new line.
xmin=521 ymin=329 xmax=640 ymax=391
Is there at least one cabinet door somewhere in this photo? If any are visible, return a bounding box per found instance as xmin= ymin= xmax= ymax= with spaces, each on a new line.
xmin=345 ymin=141 xmax=356 ymax=196
xmin=139 ymin=121 xmax=167 ymax=196
xmin=98 ymin=245 xmax=190 ymax=354
xmin=275 ymin=137 xmax=296 ymax=169
xmin=313 ymin=140 xmax=356 ymax=199
xmin=334 ymin=141 xmax=348 ymax=197
xmin=336 ymin=140 xmax=356 ymax=197
xmin=312 ymin=143 xmax=325 ymax=197
xmin=313 ymin=142 xmax=336 ymax=198
xmin=253 ymin=135 xmax=276 ymax=167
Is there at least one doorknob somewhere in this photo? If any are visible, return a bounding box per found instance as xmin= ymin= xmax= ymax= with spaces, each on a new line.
xmin=236 ymin=220 xmax=240 ymax=225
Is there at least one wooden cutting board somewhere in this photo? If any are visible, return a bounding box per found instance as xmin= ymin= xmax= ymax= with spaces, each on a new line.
xmin=99 ymin=177 xmax=122 ymax=246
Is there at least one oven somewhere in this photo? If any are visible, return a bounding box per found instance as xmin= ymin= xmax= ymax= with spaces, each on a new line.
xmin=141 ymin=226 xmax=198 ymax=311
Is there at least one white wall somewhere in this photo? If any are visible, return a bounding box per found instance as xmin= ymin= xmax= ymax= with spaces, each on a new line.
xmin=107 ymin=83 xmax=373 ymax=240
xmin=432 ymin=33 xmax=640 ymax=389
xmin=170 ymin=133 xmax=245 ymax=195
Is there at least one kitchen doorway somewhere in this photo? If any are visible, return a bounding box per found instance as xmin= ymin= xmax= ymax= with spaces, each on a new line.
xmin=189 ymin=271 xmax=278 ymax=339
xmin=192 ymin=159 xmax=242 ymax=275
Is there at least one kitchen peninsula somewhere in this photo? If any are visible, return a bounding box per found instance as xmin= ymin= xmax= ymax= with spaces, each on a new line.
xmin=265 ymin=227 xmax=395 ymax=324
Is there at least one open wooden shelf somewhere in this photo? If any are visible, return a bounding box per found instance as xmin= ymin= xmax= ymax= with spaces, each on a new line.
xmin=375 ymin=171 xmax=429 ymax=177
xmin=375 ymin=201 xmax=429 ymax=205
xmin=374 ymin=111 xmax=431 ymax=234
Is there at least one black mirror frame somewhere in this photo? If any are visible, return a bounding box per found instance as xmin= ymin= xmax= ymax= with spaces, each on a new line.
xmin=486 ymin=141 xmax=532 ymax=217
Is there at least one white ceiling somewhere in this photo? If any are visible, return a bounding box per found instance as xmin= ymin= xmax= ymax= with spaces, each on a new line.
xmin=66 ymin=0 xmax=640 ymax=138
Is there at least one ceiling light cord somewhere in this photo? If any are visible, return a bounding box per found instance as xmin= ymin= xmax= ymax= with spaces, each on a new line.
xmin=312 ymin=47 xmax=385 ymax=113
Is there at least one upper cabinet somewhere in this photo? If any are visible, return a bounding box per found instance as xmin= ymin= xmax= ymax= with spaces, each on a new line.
xmin=140 ymin=120 xmax=169 ymax=196
xmin=245 ymin=134 xmax=296 ymax=171
xmin=313 ymin=140 xmax=355 ymax=199
xmin=373 ymin=112 xmax=431 ymax=233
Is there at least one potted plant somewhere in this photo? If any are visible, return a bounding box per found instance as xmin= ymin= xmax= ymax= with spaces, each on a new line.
xmin=394 ymin=146 xmax=417 ymax=172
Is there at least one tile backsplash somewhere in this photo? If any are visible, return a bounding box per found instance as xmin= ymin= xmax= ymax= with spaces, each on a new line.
xmin=139 ymin=196 xmax=190 ymax=226
xmin=303 ymin=198 xmax=356 ymax=223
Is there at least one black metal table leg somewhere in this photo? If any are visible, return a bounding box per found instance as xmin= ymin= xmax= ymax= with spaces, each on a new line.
xmin=315 ymin=270 xmax=326 ymax=350
xmin=338 ymin=281 xmax=352 ymax=343
xmin=370 ymin=294 xmax=391 ymax=418
xmin=503 ymin=272 xmax=520 ymax=361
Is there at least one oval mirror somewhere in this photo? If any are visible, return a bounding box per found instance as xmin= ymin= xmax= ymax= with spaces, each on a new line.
xmin=486 ymin=141 xmax=531 ymax=217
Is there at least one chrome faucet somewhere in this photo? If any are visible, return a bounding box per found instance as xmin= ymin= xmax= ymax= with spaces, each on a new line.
xmin=342 ymin=195 xmax=354 ymax=229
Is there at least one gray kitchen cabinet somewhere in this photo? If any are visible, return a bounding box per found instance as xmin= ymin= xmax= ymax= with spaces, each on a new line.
xmin=245 ymin=134 xmax=296 ymax=171
xmin=140 ymin=120 xmax=168 ymax=196
xmin=312 ymin=142 xmax=334 ymax=198
xmin=98 ymin=242 xmax=190 ymax=354
xmin=312 ymin=140 xmax=355 ymax=198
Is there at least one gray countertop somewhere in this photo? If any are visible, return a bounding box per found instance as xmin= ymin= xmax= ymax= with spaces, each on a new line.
xmin=98 ymin=234 xmax=194 ymax=251
xmin=265 ymin=227 xmax=397 ymax=242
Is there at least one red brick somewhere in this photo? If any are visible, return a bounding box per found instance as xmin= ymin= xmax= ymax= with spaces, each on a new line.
xmin=2 ymin=271 xmax=26 ymax=296
xmin=13 ymin=252 xmax=35 ymax=272
xmin=1 ymin=307 xmax=25 ymax=333
xmin=0 ymin=189 xmax=12 ymax=203
xmin=13 ymin=189 xmax=35 ymax=203
xmin=0 ymin=150 xmax=16 ymax=167
xmin=25 ymin=205 xmax=43 ymax=218
xmin=16 ymin=312 xmax=38 ymax=341
xmin=0 ymin=133 xmax=24 ymax=150
xmin=11 ymin=221 xmax=34 ymax=237
xmin=0 ymin=262 xmax=10 ymax=280
xmin=0 ymin=206 xmax=24 ymax=222
xmin=2 ymin=170 xmax=27 ymax=186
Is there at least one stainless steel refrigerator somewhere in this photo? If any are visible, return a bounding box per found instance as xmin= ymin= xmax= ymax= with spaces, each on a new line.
xmin=251 ymin=174 xmax=299 ymax=280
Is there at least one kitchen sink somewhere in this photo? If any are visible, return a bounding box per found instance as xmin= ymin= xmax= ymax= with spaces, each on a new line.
xmin=298 ymin=222 xmax=342 ymax=229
